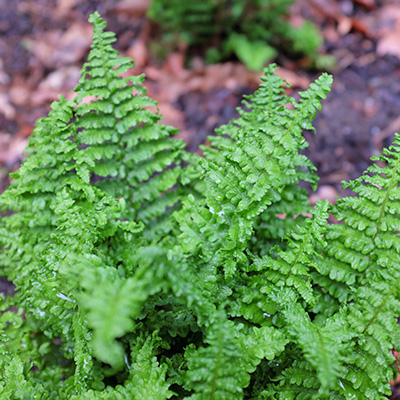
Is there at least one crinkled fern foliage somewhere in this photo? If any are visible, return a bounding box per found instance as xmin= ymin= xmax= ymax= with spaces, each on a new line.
xmin=0 ymin=11 xmax=399 ymax=400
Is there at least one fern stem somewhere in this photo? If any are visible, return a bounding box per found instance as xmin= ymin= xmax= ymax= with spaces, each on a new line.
xmin=363 ymin=272 xmax=400 ymax=334
xmin=286 ymin=225 xmax=311 ymax=281
xmin=209 ymin=328 xmax=224 ymax=400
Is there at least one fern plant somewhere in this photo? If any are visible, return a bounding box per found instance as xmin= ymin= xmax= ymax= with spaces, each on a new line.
xmin=0 ymin=11 xmax=399 ymax=400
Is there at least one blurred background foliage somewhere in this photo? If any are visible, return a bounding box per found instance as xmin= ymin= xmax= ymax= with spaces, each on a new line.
xmin=147 ymin=0 xmax=335 ymax=70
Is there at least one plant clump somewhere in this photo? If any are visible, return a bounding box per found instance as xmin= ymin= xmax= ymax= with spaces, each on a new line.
xmin=0 ymin=11 xmax=399 ymax=400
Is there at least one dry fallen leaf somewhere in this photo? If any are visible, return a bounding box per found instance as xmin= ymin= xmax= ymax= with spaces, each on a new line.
xmin=0 ymin=134 xmax=28 ymax=167
xmin=309 ymin=185 xmax=338 ymax=205
xmin=157 ymin=102 xmax=185 ymax=131
xmin=275 ymin=67 xmax=310 ymax=89
xmin=164 ymin=52 xmax=186 ymax=76
xmin=0 ymin=94 xmax=16 ymax=119
xmin=351 ymin=0 xmax=377 ymax=9
xmin=377 ymin=30 xmax=400 ymax=58
xmin=126 ymin=40 xmax=148 ymax=69
xmin=307 ymin=0 xmax=343 ymax=20
xmin=31 ymin=89 xmax=64 ymax=107
xmin=52 ymin=23 xmax=93 ymax=66
xmin=54 ymin=0 xmax=78 ymax=19
xmin=109 ymin=0 xmax=151 ymax=17
xmin=9 ymin=83 xmax=31 ymax=107
xmin=32 ymin=23 xmax=92 ymax=69
xmin=373 ymin=115 xmax=400 ymax=145
xmin=38 ymin=66 xmax=81 ymax=91
xmin=376 ymin=4 xmax=400 ymax=58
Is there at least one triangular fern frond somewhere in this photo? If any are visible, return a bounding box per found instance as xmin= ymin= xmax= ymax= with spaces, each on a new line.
xmin=313 ymin=133 xmax=400 ymax=398
xmin=191 ymin=66 xmax=332 ymax=275
xmin=0 ymin=96 xmax=76 ymax=278
xmin=74 ymin=11 xmax=186 ymax=241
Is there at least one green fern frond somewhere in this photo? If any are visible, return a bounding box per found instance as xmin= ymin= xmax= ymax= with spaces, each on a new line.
xmin=0 ymin=96 xmax=76 ymax=278
xmin=196 ymin=65 xmax=332 ymax=273
xmin=72 ymin=312 xmax=94 ymax=393
xmin=310 ymin=133 xmax=400 ymax=398
xmin=127 ymin=332 xmax=174 ymax=400
xmin=184 ymin=310 xmax=250 ymax=399
xmin=251 ymin=200 xmax=329 ymax=306
xmin=271 ymin=289 xmax=352 ymax=398
xmin=74 ymin=11 xmax=186 ymax=240
xmin=0 ymin=355 xmax=46 ymax=399
xmin=238 ymin=324 xmax=288 ymax=373
xmin=261 ymin=360 xmax=324 ymax=400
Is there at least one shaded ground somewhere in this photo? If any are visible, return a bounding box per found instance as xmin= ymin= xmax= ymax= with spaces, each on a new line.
xmin=1 ymin=0 xmax=400 ymax=396
xmin=308 ymin=53 xmax=400 ymax=186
